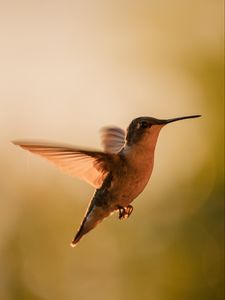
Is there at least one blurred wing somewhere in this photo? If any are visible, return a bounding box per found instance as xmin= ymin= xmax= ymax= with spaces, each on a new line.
xmin=13 ymin=141 xmax=113 ymax=188
xmin=100 ymin=126 xmax=126 ymax=153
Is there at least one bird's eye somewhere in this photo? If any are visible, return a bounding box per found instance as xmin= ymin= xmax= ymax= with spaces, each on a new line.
xmin=139 ymin=121 xmax=149 ymax=129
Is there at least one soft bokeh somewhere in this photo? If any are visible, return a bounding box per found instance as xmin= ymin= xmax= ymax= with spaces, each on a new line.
xmin=0 ymin=1 xmax=224 ymax=299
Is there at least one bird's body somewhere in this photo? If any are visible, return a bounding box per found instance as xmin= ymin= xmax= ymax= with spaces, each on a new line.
xmin=13 ymin=115 xmax=200 ymax=246
xmin=73 ymin=123 xmax=163 ymax=244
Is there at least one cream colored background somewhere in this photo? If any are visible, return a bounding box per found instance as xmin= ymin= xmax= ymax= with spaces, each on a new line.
xmin=0 ymin=1 xmax=224 ymax=300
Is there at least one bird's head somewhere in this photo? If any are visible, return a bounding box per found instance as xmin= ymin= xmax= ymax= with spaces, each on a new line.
xmin=126 ymin=115 xmax=201 ymax=146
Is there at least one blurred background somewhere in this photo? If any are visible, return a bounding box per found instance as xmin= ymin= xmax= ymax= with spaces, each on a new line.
xmin=0 ymin=0 xmax=224 ymax=299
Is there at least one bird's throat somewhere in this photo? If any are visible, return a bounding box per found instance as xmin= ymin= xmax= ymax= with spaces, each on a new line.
xmin=123 ymin=125 xmax=163 ymax=164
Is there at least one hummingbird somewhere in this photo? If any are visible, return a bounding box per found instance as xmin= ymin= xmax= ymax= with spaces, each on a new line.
xmin=13 ymin=114 xmax=201 ymax=247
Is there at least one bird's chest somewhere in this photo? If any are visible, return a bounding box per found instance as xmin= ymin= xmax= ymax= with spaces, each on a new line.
xmin=112 ymin=148 xmax=155 ymax=205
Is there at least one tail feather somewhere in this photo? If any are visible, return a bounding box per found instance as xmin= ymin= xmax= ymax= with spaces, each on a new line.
xmin=70 ymin=205 xmax=109 ymax=247
xmin=70 ymin=222 xmax=86 ymax=247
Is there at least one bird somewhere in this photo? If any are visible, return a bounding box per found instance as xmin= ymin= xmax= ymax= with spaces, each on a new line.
xmin=13 ymin=114 xmax=201 ymax=247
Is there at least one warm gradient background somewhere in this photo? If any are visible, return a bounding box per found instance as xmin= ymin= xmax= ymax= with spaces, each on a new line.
xmin=0 ymin=1 xmax=224 ymax=300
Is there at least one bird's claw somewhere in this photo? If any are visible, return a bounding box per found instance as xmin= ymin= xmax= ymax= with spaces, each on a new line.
xmin=118 ymin=205 xmax=133 ymax=219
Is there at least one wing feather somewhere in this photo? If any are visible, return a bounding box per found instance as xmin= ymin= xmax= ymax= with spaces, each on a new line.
xmin=100 ymin=126 xmax=125 ymax=153
xmin=13 ymin=141 xmax=113 ymax=188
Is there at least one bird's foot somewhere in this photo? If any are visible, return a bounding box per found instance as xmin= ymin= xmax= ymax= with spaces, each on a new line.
xmin=118 ymin=205 xmax=133 ymax=219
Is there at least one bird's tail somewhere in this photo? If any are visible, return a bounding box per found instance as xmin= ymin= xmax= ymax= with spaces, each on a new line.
xmin=70 ymin=225 xmax=85 ymax=247
xmin=70 ymin=205 xmax=109 ymax=247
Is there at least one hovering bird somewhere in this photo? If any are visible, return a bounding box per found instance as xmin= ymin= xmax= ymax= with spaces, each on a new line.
xmin=13 ymin=115 xmax=201 ymax=247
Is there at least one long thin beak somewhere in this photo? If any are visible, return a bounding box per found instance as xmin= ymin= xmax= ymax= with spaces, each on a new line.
xmin=160 ymin=114 xmax=201 ymax=124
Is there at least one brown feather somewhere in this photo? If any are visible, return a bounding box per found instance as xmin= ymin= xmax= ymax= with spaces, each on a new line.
xmin=100 ymin=126 xmax=125 ymax=153
xmin=12 ymin=141 xmax=114 ymax=188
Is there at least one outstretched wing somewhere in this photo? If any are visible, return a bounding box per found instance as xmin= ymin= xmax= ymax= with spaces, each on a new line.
xmin=100 ymin=126 xmax=126 ymax=154
xmin=13 ymin=141 xmax=114 ymax=188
